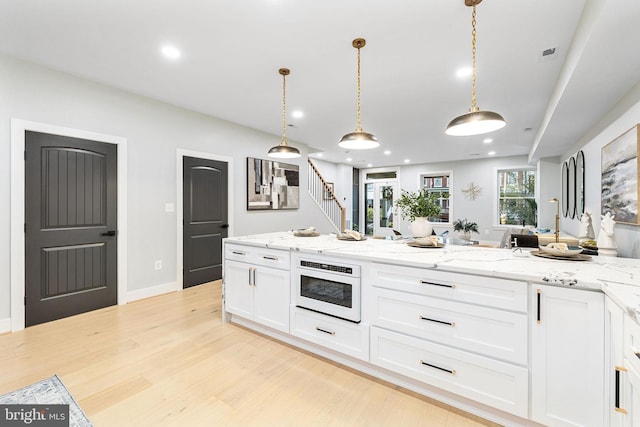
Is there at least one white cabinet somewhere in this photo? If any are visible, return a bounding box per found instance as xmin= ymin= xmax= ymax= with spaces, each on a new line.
xmin=606 ymin=298 xmax=626 ymax=427
xmin=531 ymin=284 xmax=605 ymax=427
xmin=368 ymin=264 xmax=529 ymax=418
xmin=224 ymin=244 xmax=290 ymax=333
xmin=622 ymin=312 xmax=640 ymax=427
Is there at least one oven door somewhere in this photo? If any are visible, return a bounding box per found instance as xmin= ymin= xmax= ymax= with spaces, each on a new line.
xmin=295 ymin=269 xmax=361 ymax=323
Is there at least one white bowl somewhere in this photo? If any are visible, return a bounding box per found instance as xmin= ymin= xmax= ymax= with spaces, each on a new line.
xmin=538 ymin=244 xmax=583 ymax=257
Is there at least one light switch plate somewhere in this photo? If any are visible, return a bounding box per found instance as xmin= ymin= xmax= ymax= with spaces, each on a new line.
xmin=165 ymin=203 xmax=175 ymax=213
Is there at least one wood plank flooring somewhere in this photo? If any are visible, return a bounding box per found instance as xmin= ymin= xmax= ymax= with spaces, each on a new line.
xmin=0 ymin=281 xmax=501 ymax=426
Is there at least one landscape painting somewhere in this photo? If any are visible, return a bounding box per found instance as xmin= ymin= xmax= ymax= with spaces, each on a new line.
xmin=247 ymin=157 xmax=299 ymax=210
xmin=601 ymin=125 xmax=640 ymax=224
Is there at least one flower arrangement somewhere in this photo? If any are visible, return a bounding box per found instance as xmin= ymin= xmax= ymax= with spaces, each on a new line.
xmin=453 ymin=218 xmax=479 ymax=234
xmin=395 ymin=189 xmax=441 ymax=222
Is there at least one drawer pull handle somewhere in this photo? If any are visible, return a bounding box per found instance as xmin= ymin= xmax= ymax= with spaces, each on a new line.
xmin=615 ymin=366 xmax=628 ymax=414
xmin=536 ymin=289 xmax=542 ymax=324
xmin=420 ymin=316 xmax=455 ymax=327
xmin=420 ymin=280 xmax=455 ymax=289
xmin=263 ymin=256 xmax=279 ymax=261
xmin=420 ymin=360 xmax=456 ymax=375
xmin=315 ymin=327 xmax=336 ymax=336
xmin=232 ymin=251 xmax=246 ymax=256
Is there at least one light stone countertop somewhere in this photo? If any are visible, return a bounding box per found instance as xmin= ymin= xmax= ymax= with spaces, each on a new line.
xmin=225 ymin=232 xmax=640 ymax=322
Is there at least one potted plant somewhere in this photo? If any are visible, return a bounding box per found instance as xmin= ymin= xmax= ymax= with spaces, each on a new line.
xmin=395 ymin=189 xmax=441 ymax=237
xmin=453 ymin=218 xmax=479 ymax=241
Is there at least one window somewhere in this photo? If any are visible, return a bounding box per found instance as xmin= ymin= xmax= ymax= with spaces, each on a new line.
xmin=497 ymin=169 xmax=537 ymax=226
xmin=421 ymin=173 xmax=451 ymax=223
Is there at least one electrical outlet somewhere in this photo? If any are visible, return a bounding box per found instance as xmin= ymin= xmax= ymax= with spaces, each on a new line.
xmin=154 ymin=260 xmax=162 ymax=270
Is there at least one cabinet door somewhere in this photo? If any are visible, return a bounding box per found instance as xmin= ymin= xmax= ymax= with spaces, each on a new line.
xmin=624 ymin=363 xmax=640 ymax=427
xmin=253 ymin=266 xmax=290 ymax=333
xmin=607 ymin=298 xmax=626 ymax=427
xmin=531 ymin=284 xmax=605 ymax=427
xmin=224 ymin=260 xmax=254 ymax=319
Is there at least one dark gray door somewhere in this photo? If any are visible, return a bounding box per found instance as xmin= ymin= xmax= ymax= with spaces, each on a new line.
xmin=183 ymin=156 xmax=228 ymax=288
xmin=25 ymin=131 xmax=118 ymax=327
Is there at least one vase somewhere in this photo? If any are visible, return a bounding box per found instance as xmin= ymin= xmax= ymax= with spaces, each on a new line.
xmin=409 ymin=217 xmax=432 ymax=237
xmin=461 ymin=231 xmax=471 ymax=241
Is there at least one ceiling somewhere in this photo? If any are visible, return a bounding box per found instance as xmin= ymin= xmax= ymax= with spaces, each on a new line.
xmin=1 ymin=0 xmax=639 ymax=168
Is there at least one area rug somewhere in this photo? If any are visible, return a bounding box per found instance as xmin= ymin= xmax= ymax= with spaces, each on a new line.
xmin=0 ymin=375 xmax=93 ymax=426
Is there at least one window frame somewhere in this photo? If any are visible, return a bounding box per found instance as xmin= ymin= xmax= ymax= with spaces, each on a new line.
xmin=419 ymin=170 xmax=453 ymax=225
xmin=494 ymin=166 xmax=537 ymax=227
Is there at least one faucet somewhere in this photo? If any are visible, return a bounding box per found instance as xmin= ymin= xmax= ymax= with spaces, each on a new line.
xmin=549 ymin=198 xmax=559 ymax=243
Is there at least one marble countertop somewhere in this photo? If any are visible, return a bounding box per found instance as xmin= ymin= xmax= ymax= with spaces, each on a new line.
xmin=225 ymin=232 xmax=640 ymax=322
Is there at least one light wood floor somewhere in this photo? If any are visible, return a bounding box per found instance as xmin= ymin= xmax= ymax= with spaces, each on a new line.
xmin=0 ymin=281 xmax=501 ymax=427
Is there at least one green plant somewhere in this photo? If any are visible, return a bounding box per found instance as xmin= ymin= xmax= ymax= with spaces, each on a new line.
xmin=453 ymin=218 xmax=479 ymax=234
xmin=395 ymin=189 xmax=441 ymax=222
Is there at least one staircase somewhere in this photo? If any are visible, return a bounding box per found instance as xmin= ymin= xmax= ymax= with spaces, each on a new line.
xmin=307 ymin=159 xmax=346 ymax=232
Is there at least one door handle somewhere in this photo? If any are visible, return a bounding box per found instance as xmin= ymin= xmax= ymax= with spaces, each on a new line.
xmin=101 ymin=230 xmax=116 ymax=236
xmin=221 ymin=224 xmax=230 ymax=229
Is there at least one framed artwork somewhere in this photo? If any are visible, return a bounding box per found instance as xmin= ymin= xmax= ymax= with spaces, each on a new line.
xmin=247 ymin=157 xmax=299 ymax=210
xmin=601 ymin=124 xmax=639 ymax=224
xmin=323 ymin=182 xmax=334 ymax=200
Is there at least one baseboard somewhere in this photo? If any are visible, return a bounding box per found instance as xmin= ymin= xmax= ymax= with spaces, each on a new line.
xmin=127 ymin=281 xmax=177 ymax=303
xmin=0 ymin=317 xmax=11 ymax=334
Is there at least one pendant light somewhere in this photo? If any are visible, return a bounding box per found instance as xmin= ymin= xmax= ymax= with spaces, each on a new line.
xmin=268 ymin=68 xmax=301 ymax=158
xmin=446 ymin=0 xmax=506 ymax=136
xmin=338 ymin=38 xmax=379 ymax=149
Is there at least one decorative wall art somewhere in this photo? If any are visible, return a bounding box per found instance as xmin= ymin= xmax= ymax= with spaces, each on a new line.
xmin=601 ymin=125 xmax=639 ymax=224
xmin=461 ymin=182 xmax=481 ymax=200
xmin=247 ymin=157 xmax=299 ymax=210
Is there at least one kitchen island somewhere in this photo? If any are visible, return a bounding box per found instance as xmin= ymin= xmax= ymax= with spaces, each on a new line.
xmin=222 ymin=232 xmax=640 ymax=427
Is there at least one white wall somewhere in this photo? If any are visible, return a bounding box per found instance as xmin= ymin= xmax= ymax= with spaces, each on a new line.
xmin=0 ymin=54 xmax=333 ymax=320
xmin=560 ymin=86 xmax=640 ymax=258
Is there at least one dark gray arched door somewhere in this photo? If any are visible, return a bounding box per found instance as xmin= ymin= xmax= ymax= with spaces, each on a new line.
xmin=183 ymin=156 xmax=228 ymax=288
xmin=25 ymin=131 xmax=118 ymax=327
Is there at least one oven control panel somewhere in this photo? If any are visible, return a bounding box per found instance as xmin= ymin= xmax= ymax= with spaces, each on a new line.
xmin=298 ymin=259 xmax=360 ymax=277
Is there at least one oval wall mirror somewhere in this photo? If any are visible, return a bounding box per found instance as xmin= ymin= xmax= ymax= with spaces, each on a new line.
xmin=562 ymin=161 xmax=569 ymax=217
xmin=575 ymin=151 xmax=585 ymax=217
xmin=568 ymin=156 xmax=576 ymax=219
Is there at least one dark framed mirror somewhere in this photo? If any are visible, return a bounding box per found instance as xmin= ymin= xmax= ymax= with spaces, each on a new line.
xmin=575 ymin=150 xmax=585 ymax=217
xmin=562 ymin=161 xmax=569 ymax=217
xmin=568 ymin=156 xmax=576 ymax=219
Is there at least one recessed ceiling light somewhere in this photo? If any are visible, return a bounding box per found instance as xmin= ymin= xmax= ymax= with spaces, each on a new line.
xmin=404 ymin=159 xmax=410 ymax=163
xmin=346 ymin=157 xmax=353 ymax=162
xmin=483 ymin=138 xmax=493 ymax=144
xmin=367 ymin=164 xmax=373 ymax=168
xmin=488 ymin=151 xmax=496 ymax=156
xmin=316 ymin=153 xmax=323 ymax=157
xmin=292 ymin=110 xmax=304 ymax=119
xmin=384 ymin=150 xmax=391 ymax=155
xmin=456 ymin=67 xmax=472 ymax=78
xmin=161 ymin=45 xmax=181 ymax=60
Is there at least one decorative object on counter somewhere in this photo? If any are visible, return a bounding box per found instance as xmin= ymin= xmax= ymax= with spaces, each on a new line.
xmin=461 ymin=182 xmax=482 ymax=200
xmin=601 ymin=124 xmax=639 ymax=224
xmin=407 ymin=236 xmax=445 ymax=248
xmin=538 ymin=242 xmax=584 ymax=257
xmin=247 ymin=157 xmax=299 ymax=210
xmin=267 ymin=68 xmax=301 ymax=158
xmin=338 ymin=38 xmax=379 ymax=150
xmin=453 ymin=218 xmax=478 ymax=241
xmin=549 ymin=197 xmax=560 ymax=242
xmin=578 ymin=209 xmax=595 ymax=243
xmin=531 ymin=251 xmax=591 ymax=261
xmin=580 ymin=239 xmax=598 ymax=256
xmin=293 ymin=227 xmax=320 ymax=237
xmin=596 ymin=212 xmax=618 ymax=257
xmin=337 ymin=230 xmax=366 ymax=241
xmin=395 ymin=189 xmax=441 ymax=237
xmin=445 ymin=0 xmax=505 ymax=137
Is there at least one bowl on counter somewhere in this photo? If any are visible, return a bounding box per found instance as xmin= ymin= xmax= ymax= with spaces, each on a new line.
xmin=538 ymin=244 xmax=583 ymax=257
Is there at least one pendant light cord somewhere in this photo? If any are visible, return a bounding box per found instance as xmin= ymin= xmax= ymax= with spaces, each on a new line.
xmin=356 ymin=44 xmax=362 ymax=132
xmin=470 ymin=3 xmax=479 ymax=112
xmin=281 ymin=70 xmax=288 ymax=145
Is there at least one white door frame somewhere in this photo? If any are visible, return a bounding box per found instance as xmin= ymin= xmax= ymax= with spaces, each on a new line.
xmin=10 ymin=119 xmax=128 ymax=332
xmin=176 ymin=149 xmax=234 ymax=291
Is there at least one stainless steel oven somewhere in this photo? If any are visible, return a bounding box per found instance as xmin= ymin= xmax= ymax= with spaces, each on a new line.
xmin=293 ymin=257 xmax=361 ymax=323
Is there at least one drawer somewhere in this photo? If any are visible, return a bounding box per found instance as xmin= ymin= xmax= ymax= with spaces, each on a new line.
xmin=225 ymin=243 xmax=290 ymax=269
xmin=625 ymin=314 xmax=640 ymax=374
xmin=370 ymin=327 xmax=528 ymax=418
xmin=368 ymin=263 xmax=527 ymax=312
xmin=371 ymin=287 xmax=527 ymax=365
xmin=290 ymin=306 xmax=369 ymax=361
